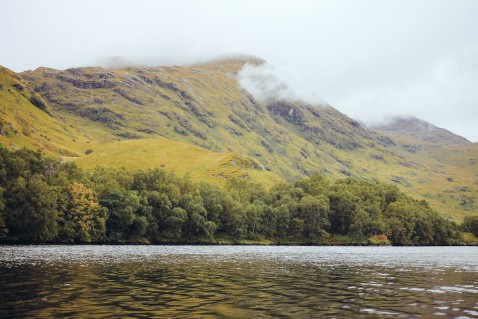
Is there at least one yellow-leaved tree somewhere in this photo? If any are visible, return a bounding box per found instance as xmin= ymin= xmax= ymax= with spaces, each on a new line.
xmin=66 ymin=182 xmax=106 ymax=242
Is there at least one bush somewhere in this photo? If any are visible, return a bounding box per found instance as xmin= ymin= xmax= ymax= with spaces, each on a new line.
xmin=29 ymin=94 xmax=47 ymax=112
xmin=85 ymin=149 xmax=94 ymax=155
xmin=369 ymin=235 xmax=390 ymax=245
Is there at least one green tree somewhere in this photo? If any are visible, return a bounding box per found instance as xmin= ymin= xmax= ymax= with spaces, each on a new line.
xmin=144 ymin=190 xmax=171 ymax=240
xmin=101 ymin=189 xmax=144 ymax=242
xmin=220 ymin=194 xmax=245 ymax=239
xmin=328 ymin=188 xmax=357 ymax=234
xmin=300 ymin=194 xmax=330 ymax=240
xmin=349 ymin=208 xmax=370 ymax=236
xmin=162 ymin=207 xmax=187 ymax=241
xmin=200 ymin=182 xmax=223 ymax=225
xmin=260 ymin=203 xmax=276 ymax=238
xmin=244 ymin=203 xmax=262 ymax=239
xmin=129 ymin=216 xmax=149 ymax=242
xmin=180 ymin=194 xmax=216 ymax=238
xmin=384 ymin=199 xmax=416 ymax=245
xmin=290 ymin=217 xmax=305 ymax=239
xmin=295 ymin=172 xmax=329 ymax=196
xmin=5 ymin=175 xmax=57 ymax=241
xmin=274 ymin=204 xmax=290 ymax=238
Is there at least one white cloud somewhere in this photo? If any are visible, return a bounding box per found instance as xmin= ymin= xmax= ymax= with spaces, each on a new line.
xmin=237 ymin=63 xmax=326 ymax=105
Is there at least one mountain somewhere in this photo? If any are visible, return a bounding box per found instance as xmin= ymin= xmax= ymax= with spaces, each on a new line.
xmin=1 ymin=59 xmax=477 ymax=221
xmin=373 ymin=116 xmax=472 ymax=146
xmin=19 ymin=58 xmax=384 ymax=179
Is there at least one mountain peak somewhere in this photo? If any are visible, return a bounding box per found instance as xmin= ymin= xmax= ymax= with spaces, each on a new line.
xmin=373 ymin=116 xmax=471 ymax=146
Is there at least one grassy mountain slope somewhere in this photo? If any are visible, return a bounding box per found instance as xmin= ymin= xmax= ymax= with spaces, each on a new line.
xmin=0 ymin=65 xmax=127 ymax=158
xmin=373 ymin=119 xmax=478 ymax=219
xmin=0 ymin=66 xmax=86 ymax=157
xmin=0 ymin=59 xmax=475 ymax=221
xmin=71 ymin=138 xmax=282 ymax=188
xmin=0 ymin=65 xmax=280 ymax=187
xmin=20 ymin=59 xmax=394 ymax=180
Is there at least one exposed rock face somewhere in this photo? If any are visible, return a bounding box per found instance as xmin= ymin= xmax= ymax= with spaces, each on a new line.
xmin=266 ymin=99 xmax=376 ymax=150
xmin=57 ymin=74 xmax=116 ymax=89
xmin=373 ymin=116 xmax=471 ymax=146
xmin=267 ymin=100 xmax=305 ymax=125
xmin=78 ymin=106 xmax=124 ymax=127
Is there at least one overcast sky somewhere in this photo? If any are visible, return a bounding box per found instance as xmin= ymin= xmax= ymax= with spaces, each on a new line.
xmin=2 ymin=0 xmax=477 ymax=141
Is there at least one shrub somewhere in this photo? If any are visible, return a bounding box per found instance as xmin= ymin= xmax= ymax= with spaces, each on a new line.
xmin=369 ymin=235 xmax=390 ymax=245
xmin=29 ymin=94 xmax=47 ymax=112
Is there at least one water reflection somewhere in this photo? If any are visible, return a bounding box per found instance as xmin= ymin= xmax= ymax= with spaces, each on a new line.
xmin=0 ymin=246 xmax=477 ymax=318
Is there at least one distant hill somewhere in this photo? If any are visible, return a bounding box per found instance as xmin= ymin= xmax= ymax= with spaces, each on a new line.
xmin=1 ymin=59 xmax=477 ymax=221
xmin=373 ymin=116 xmax=471 ymax=146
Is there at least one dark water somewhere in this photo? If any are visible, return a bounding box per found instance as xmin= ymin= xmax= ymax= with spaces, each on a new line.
xmin=0 ymin=246 xmax=477 ymax=318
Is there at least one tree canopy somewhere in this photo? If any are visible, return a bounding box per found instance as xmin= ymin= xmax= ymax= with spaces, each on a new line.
xmin=0 ymin=146 xmax=464 ymax=245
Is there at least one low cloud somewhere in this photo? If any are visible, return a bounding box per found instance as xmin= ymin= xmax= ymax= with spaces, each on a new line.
xmin=237 ymin=62 xmax=327 ymax=106
xmin=96 ymin=56 xmax=135 ymax=70
xmin=333 ymin=48 xmax=478 ymax=141
xmin=2 ymin=0 xmax=477 ymax=140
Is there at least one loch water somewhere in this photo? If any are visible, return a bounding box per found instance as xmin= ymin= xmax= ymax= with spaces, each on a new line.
xmin=0 ymin=246 xmax=477 ymax=318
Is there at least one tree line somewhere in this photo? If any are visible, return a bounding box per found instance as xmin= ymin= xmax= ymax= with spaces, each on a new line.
xmin=0 ymin=146 xmax=463 ymax=245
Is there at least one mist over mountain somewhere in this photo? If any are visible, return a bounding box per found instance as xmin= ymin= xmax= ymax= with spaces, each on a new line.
xmin=2 ymin=0 xmax=477 ymax=142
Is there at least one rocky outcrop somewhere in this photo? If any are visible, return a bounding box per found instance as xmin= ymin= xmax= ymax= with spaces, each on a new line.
xmin=78 ymin=106 xmax=124 ymax=128
xmin=57 ymin=74 xmax=117 ymax=89
xmin=267 ymin=100 xmax=305 ymax=125
xmin=113 ymin=88 xmax=144 ymax=105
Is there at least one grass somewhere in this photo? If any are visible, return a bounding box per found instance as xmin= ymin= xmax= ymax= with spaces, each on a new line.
xmin=71 ymin=138 xmax=282 ymax=188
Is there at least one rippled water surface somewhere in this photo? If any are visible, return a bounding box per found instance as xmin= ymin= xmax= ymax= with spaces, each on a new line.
xmin=1 ymin=246 xmax=477 ymax=318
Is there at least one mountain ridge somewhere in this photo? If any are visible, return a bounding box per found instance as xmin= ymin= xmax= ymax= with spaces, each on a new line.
xmin=373 ymin=116 xmax=472 ymax=147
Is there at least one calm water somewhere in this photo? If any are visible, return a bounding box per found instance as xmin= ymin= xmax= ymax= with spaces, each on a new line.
xmin=0 ymin=246 xmax=477 ymax=318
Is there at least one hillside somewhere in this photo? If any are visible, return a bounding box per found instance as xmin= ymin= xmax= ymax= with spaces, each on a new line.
xmin=0 ymin=59 xmax=477 ymax=221
xmin=20 ymin=58 xmax=386 ymax=180
xmin=0 ymin=66 xmax=100 ymax=157
xmin=371 ymin=117 xmax=478 ymax=220
xmin=71 ymin=138 xmax=282 ymax=188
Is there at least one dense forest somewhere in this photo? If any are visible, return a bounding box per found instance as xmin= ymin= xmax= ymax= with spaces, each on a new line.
xmin=0 ymin=146 xmax=463 ymax=245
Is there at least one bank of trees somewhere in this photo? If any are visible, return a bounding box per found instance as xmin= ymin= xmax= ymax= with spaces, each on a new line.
xmin=0 ymin=147 xmax=463 ymax=245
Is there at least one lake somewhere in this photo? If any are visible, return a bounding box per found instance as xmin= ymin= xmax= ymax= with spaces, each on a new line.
xmin=0 ymin=246 xmax=477 ymax=318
